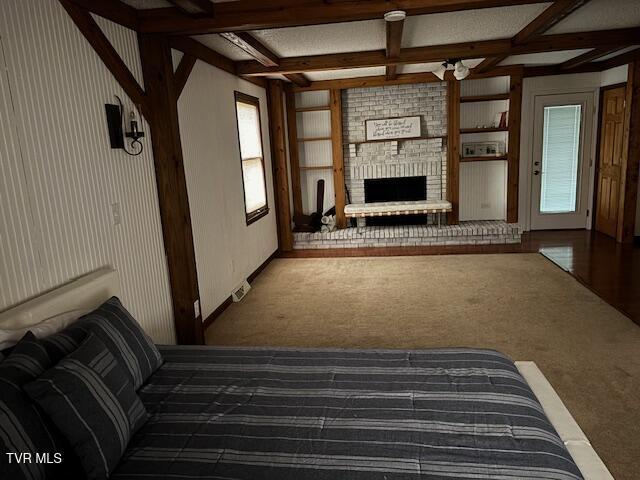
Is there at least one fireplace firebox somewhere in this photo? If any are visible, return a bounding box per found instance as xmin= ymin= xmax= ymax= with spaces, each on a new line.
xmin=364 ymin=176 xmax=427 ymax=226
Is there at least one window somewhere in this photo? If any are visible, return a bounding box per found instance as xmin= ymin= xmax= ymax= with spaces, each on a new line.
xmin=539 ymin=104 xmax=582 ymax=214
xmin=234 ymin=92 xmax=268 ymax=224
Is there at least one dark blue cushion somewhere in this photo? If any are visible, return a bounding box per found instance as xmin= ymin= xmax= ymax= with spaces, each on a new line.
xmin=24 ymin=333 xmax=148 ymax=480
xmin=0 ymin=332 xmax=66 ymax=480
xmin=41 ymin=297 xmax=163 ymax=390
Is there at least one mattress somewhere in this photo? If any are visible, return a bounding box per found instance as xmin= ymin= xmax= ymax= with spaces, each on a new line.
xmin=111 ymin=346 xmax=584 ymax=480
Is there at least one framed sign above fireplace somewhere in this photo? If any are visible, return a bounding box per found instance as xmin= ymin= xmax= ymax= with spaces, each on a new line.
xmin=365 ymin=116 xmax=421 ymax=141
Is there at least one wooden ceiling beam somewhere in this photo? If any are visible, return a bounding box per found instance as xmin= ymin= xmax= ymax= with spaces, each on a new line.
xmin=218 ymin=32 xmax=309 ymax=87
xmin=473 ymin=57 xmax=503 ymax=74
xmin=475 ymin=0 xmax=591 ymax=73
xmin=138 ymin=0 xmax=551 ymax=35
xmin=170 ymin=36 xmax=236 ymax=74
xmin=284 ymin=74 xmax=311 ymax=88
xmin=68 ymin=0 xmax=138 ymax=30
xmin=598 ymin=47 xmax=640 ymax=70
xmin=237 ymin=28 xmax=640 ymax=76
xmin=174 ymin=54 xmax=197 ymax=98
xmin=291 ymin=66 xmax=524 ymax=92
xmin=523 ymin=47 xmax=640 ymax=77
xmin=169 ymin=36 xmax=266 ymax=88
xmin=513 ymin=0 xmax=590 ymax=44
xmin=559 ymin=46 xmax=624 ymax=70
xmin=523 ymin=62 xmax=599 ymax=77
xmin=167 ymin=0 xmax=215 ymax=16
xmin=59 ymin=0 xmax=149 ymax=117
xmin=219 ymin=32 xmax=280 ymax=67
xmin=385 ymin=18 xmax=405 ymax=81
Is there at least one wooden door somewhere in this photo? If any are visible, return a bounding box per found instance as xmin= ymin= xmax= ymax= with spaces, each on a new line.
xmin=595 ymin=86 xmax=626 ymax=238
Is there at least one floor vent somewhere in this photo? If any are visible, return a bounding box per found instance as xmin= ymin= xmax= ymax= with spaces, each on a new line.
xmin=232 ymin=280 xmax=251 ymax=302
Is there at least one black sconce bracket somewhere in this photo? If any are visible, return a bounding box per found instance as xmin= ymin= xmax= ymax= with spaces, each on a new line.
xmin=104 ymin=95 xmax=145 ymax=156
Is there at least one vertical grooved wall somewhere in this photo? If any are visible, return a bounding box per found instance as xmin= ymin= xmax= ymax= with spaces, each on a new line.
xmin=0 ymin=0 xmax=175 ymax=343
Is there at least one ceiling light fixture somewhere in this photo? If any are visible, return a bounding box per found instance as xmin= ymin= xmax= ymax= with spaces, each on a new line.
xmin=433 ymin=59 xmax=470 ymax=81
xmin=433 ymin=63 xmax=448 ymax=81
xmin=384 ymin=10 xmax=406 ymax=22
xmin=453 ymin=60 xmax=470 ymax=80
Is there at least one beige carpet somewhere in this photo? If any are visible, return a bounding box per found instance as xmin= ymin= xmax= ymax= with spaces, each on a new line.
xmin=206 ymin=253 xmax=640 ymax=480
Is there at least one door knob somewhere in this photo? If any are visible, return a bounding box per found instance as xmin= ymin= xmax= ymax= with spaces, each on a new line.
xmin=533 ymin=170 xmax=540 ymax=176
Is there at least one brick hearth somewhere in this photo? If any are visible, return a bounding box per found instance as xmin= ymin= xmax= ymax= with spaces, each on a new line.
xmin=293 ymin=221 xmax=523 ymax=249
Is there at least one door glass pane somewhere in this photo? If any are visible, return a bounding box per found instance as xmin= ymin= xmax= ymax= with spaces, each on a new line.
xmin=540 ymin=105 xmax=582 ymax=213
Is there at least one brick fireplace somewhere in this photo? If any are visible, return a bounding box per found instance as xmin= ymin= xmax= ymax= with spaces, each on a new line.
xmin=342 ymin=82 xmax=447 ymax=226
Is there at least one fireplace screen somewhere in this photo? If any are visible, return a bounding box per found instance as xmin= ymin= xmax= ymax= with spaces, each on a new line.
xmin=364 ymin=176 xmax=427 ymax=226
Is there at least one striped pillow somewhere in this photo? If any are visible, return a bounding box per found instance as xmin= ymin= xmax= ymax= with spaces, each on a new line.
xmin=43 ymin=297 xmax=163 ymax=390
xmin=0 ymin=332 xmax=65 ymax=480
xmin=24 ymin=333 xmax=148 ymax=480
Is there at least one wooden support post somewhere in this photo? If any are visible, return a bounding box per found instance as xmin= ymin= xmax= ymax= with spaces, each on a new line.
xmin=447 ymin=80 xmax=460 ymax=224
xmin=267 ymin=80 xmax=294 ymax=251
xmin=285 ymin=87 xmax=303 ymax=218
xmin=507 ymin=74 xmax=523 ymax=223
xmin=618 ymin=61 xmax=640 ymax=243
xmin=330 ymin=89 xmax=347 ymax=229
xmin=138 ymin=33 xmax=203 ymax=345
xmin=174 ymin=54 xmax=197 ymax=98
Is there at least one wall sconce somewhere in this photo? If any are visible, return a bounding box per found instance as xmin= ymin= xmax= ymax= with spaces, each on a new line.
xmin=105 ymin=95 xmax=145 ymax=156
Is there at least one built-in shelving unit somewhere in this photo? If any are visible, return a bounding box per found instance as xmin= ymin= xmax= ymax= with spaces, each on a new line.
xmin=460 ymin=94 xmax=510 ymax=103
xmin=288 ymin=90 xmax=339 ymax=219
xmin=460 ymin=126 xmax=509 ymax=134
xmin=456 ymin=75 xmax=521 ymax=223
xmin=297 ymin=136 xmax=332 ymax=142
xmin=460 ymin=155 xmax=508 ymax=162
xmin=295 ymin=106 xmax=331 ymax=112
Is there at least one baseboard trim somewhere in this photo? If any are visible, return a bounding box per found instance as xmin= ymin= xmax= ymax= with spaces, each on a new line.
xmin=203 ymin=249 xmax=278 ymax=330
xmin=203 ymin=296 xmax=232 ymax=330
xmin=248 ymin=250 xmax=279 ymax=283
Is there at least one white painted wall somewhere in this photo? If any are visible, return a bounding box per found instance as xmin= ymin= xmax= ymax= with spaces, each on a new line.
xmin=176 ymin=61 xmax=278 ymax=320
xmin=600 ymin=65 xmax=628 ymax=87
xmin=518 ymin=72 xmax=602 ymax=231
xmin=0 ymin=0 xmax=175 ymax=342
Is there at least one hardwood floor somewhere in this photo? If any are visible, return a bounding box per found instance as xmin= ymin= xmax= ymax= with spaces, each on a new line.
xmin=282 ymin=230 xmax=640 ymax=326
xmin=526 ymin=230 xmax=640 ymax=326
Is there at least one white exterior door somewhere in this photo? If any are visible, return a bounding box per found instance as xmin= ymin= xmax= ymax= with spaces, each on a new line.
xmin=530 ymin=93 xmax=594 ymax=230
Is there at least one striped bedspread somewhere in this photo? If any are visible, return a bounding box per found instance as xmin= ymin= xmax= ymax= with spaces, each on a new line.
xmin=112 ymin=346 xmax=583 ymax=480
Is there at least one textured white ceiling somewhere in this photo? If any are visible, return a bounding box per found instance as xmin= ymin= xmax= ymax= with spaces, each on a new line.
xmin=304 ymin=67 xmax=386 ymax=82
xmin=403 ymin=3 xmax=551 ymax=47
xmin=398 ymin=58 xmax=484 ymax=74
xmin=192 ymin=35 xmax=254 ymax=61
xmin=592 ymin=45 xmax=640 ymax=62
xmin=251 ymin=20 xmax=386 ymax=58
xmin=499 ymin=49 xmax=591 ymax=66
xmin=546 ymin=0 xmax=640 ymax=34
xmin=121 ymin=0 xmax=640 ymax=81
